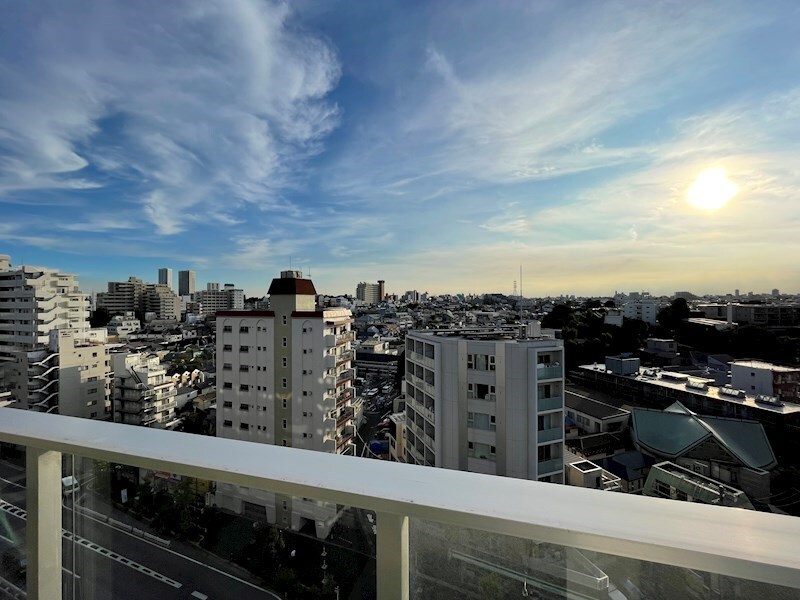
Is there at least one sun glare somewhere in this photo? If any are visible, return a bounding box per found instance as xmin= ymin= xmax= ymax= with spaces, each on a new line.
xmin=687 ymin=168 xmax=738 ymax=211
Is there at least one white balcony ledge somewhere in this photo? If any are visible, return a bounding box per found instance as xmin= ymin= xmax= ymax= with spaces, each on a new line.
xmin=0 ymin=408 xmax=799 ymax=598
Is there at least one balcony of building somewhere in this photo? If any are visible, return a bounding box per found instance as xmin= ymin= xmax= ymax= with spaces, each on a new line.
xmin=537 ymin=364 xmax=563 ymax=380
xmin=2 ymin=409 xmax=800 ymax=600
xmin=537 ymin=426 xmax=564 ymax=444
xmin=537 ymin=395 xmax=562 ymax=411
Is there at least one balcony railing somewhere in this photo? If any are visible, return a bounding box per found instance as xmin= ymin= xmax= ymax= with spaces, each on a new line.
xmin=537 ymin=426 xmax=563 ymax=444
xmin=537 ymin=365 xmax=562 ymax=380
xmin=538 ymin=457 xmax=563 ymax=475
xmin=2 ymin=409 xmax=800 ymax=600
xmin=537 ymin=395 xmax=562 ymax=411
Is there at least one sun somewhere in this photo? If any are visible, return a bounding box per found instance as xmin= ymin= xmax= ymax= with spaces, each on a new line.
xmin=687 ymin=168 xmax=738 ymax=211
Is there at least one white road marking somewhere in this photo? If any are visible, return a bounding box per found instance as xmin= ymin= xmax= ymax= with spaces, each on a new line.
xmin=66 ymin=504 xmax=281 ymax=598
xmin=0 ymin=499 xmax=181 ymax=589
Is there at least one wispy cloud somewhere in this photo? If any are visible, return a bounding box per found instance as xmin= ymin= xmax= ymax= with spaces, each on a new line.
xmin=0 ymin=0 xmax=342 ymax=234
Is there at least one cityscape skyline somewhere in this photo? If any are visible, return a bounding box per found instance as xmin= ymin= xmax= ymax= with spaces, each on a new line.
xmin=1 ymin=2 xmax=799 ymax=295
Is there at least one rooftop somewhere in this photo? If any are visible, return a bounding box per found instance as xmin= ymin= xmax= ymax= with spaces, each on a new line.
xmin=565 ymin=391 xmax=630 ymax=420
xmin=579 ymin=364 xmax=800 ymax=415
xmin=732 ymin=360 xmax=800 ymax=373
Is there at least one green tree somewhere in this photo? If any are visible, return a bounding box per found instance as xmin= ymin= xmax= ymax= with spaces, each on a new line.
xmin=657 ymin=298 xmax=690 ymax=331
xmin=89 ymin=307 xmax=111 ymax=328
xmin=542 ymin=304 xmax=573 ymax=329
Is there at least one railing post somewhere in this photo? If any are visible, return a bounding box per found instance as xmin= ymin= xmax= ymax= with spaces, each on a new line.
xmin=27 ymin=447 xmax=62 ymax=600
xmin=376 ymin=512 xmax=409 ymax=600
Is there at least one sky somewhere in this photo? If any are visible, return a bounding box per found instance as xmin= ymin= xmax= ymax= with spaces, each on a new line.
xmin=1 ymin=1 xmax=799 ymax=298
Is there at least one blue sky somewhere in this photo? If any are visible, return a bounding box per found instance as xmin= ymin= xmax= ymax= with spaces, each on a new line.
xmin=1 ymin=1 xmax=799 ymax=297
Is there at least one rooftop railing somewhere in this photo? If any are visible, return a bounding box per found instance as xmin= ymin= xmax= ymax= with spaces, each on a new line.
xmin=1 ymin=409 xmax=800 ymax=599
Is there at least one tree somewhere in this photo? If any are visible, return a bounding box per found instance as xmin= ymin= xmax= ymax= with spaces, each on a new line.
xmin=657 ymin=298 xmax=690 ymax=331
xmin=541 ymin=304 xmax=573 ymax=329
xmin=604 ymin=299 xmax=616 ymax=308
xmin=89 ymin=307 xmax=111 ymax=328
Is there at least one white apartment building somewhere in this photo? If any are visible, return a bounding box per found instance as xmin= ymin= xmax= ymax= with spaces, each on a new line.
xmin=0 ymin=255 xmax=110 ymax=417
xmin=731 ymin=360 xmax=800 ymax=404
xmin=195 ymin=285 xmax=244 ymax=319
xmin=107 ymin=312 xmax=141 ymax=339
xmin=215 ymin=270 xmax=355 ymax=537
xmin=405 ymin=325 xmax=566 ymax=483
xmin=97 ymin=277 xmax=180 ymax=320
xmin=622 ymin=299 xmax=662 ymax=325
xmin=112 ymin=352 xmax=179 ymax=428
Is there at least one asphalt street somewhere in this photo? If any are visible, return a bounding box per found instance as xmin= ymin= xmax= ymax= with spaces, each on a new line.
xmin=0 ymin=458 xmax=282 ymax=600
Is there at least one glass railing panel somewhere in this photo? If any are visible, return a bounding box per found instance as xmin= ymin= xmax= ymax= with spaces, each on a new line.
xmin=64 ymin=452 xmax=374 ymax=599
xmin=537 ymin=366 xmax=562 ymax=380
xmin=538 ymin=427 xmax=563 ymax=443
xmin=0 ymin=444 xmax=28 ymax=596
xmin=537 ymin=396 xmax=562 ymax=411
xmin=538 ymin=458 xmax=563 ymax=474
xmin=409 ymin=519 xmax=800 ymax=600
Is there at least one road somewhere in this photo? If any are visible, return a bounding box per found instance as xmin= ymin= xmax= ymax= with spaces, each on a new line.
xmin=0 ymin=458 xmax=281 ymax=600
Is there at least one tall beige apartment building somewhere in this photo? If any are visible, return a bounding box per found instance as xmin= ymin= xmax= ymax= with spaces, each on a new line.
xmin=215 ymin=270 xmax=355 ymax=537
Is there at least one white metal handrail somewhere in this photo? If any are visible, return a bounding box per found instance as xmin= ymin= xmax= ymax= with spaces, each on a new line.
xmin=1 ymin=409 xmax=800 ymax=599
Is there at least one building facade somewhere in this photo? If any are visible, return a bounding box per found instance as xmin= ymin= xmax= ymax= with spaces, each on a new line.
xmin=195 ymin=285 xmax=244 ymax=319
xmin=158 ymin=268 xmax=173 ymax=289
xmin=178 ymin=270 xmax=196 ymax=297
xmin=356 ymin=282 xmax=381 ymax=305
xmin=0 ymin=255 xmax=110 ymax=417
xmin=622 ymin=300 xmax=661 ymax=325
xmin=214 ymin=270 xmax=355 ymax=537
xmin=404 ymin=326 xmax=566 ymax=483
xmin=96 ymin=277 xmax=180 ymax=320
xmin=731 ymin=360 xmax=800 ymax=403
xmin=112 ymin=351 xmax=179 ymax=428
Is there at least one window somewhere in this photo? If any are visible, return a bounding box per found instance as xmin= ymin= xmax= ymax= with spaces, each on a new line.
xmin=223 ymin=420 xmax=232 ymax=427
xmin=282 ymin=419 xmax=287 ymax=430
xmin=282 ymin=337 xmax=287 ymax=347
xmin=240 ymin=326 xmax=249 ymax=333
xmin=223 ymin=325 xmax=232 ymax=332
xmin=490 ymin=446 xmax=496 ymax=455
xmin=468 ymin=441 xmax=474 ymax=449
xmin=282 ymin=378 xmax=287 ymax=389
xmin=223 ymin=382 xmax=232 ymax=389
xmin=223 ymin=344 xmax=232 ymax=351
xmin=282 ymin=440 xmax=287 ymax=447
xmin=92 ymin=352 xmax=97 ymax=358
xmin=88 ymin=387 xmax=97 ymax=394
xmin=223 ymin=363 xmax=232 ymax=370
xmin=282 ymin=398 xmax=288 ymax=409
xmin=239 ymin=423 xmax=249 ymax=430
xmin=240 ymin=346 xmax=249 ymax=352
xmin=467 ymin=354 xmax=474 ymax=369
xmin=282 ymin=315 xmax=287 ymax=326
xmin=240 ymin=403 xmax=249 ymax=411
xmin=282 ymin=357 xmax=287 ymax=368
xmin=239 ymin=365 xmax=249 ymax=372
xmin=239 ymin=384 xmax=249 ymax=391
xmin=302 ymin=391 xmax=309 ymax=396
xmin=223 ymin=401 xmax=232 ymax=408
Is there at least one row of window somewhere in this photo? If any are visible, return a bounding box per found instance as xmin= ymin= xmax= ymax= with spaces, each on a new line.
xmin=222 ymin=320 xmax=314 ymax=333
xmin=467 ymin=354 xmax=496 ymax=371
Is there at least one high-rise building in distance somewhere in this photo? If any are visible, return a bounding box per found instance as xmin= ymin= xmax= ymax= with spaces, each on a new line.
xmin=158 ymin=267 xmax=172 ymax=289
xmin=356 ymin=281 xmax=381 ymax=305
xmin=178 ymin=270 xmax=195 ymax=296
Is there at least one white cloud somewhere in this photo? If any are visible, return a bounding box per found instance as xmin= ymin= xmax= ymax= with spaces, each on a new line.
xmin=0 ymin=0 xmax=341 ymax=233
